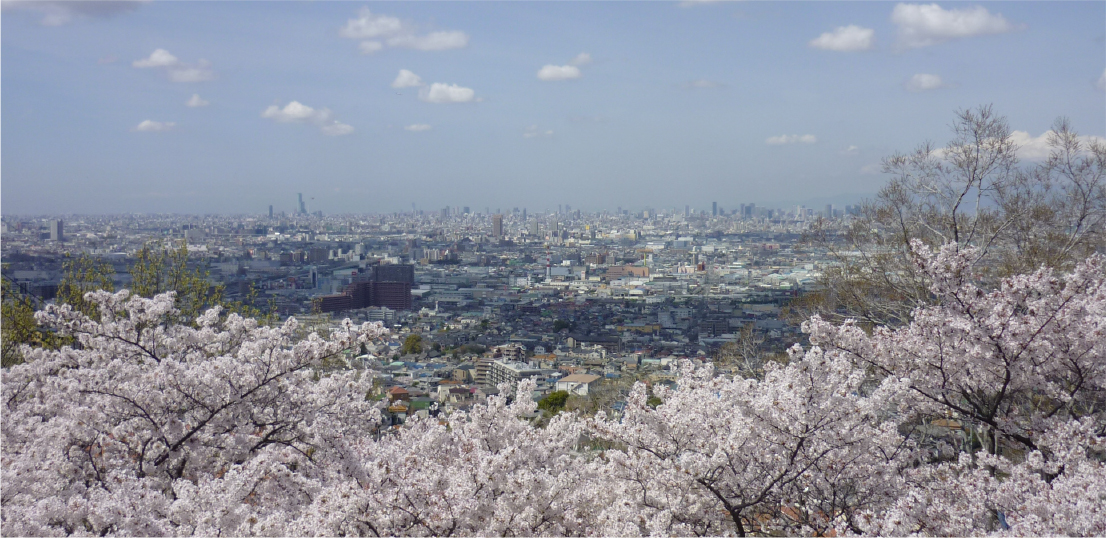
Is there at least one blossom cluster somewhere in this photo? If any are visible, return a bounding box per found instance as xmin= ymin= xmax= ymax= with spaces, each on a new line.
xmin=3 ymin=245 xmax=1104 ymax=536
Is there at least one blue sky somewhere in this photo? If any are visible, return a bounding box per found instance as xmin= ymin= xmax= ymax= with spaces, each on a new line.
xmin=3 ymin=1 xmax=1104 ymax=215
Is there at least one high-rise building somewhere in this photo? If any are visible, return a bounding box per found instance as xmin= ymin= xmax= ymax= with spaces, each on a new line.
xmin=49 ymin=219 xmax=63 ymax=242
xmin=712 ymin=202 xmax=717 ymax=216
xmin=522 ymin=208 xmax=527 ymax=221
xmin=373 ymin=264 xmax=415 ymax=285
xmin=463 ymin=206 xmax=470 ymax=214
xmin=685 ymin=205 xmax=690 ymax=217
xmin=492 ymin=214 xmax=503 ymax=239
xmin=268 ymin=205 xmax=274 ymax=218
xmin=297 ymin=193 xmax=307 ymax=215
xmin=825 ymin=204 xmax=834 ymax=219
xmin=530 ymin=221 xmax=540 ymax=236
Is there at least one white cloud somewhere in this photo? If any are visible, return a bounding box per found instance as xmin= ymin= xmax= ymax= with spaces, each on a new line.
xmin=261 ymin=101 xmax=354 ymax=135
xmin=537 ymin=64 xmax=582 ymax=81
xmin=133 ymin=49 xmax=214 ymax=82
xmin=1097 ymin=68 xmax=1106 ymax=91
xmin=419 ymin=83 xmax=476 ymax=104
xmin=133 ymin=120 xmax=175 ymax=132
xmin=809 ymin=25 xmax=875 ymax=51
xmin=405 ymin=124 xmax=432 ymax=132
xmin=523 ymin=125 xmax=554 ymax=139
xmin=185 ymin=94 xmax=209 ymax=107
xmin=133 ymin=48 xmax=178 ymax=68
xmin=841 ymin=145 xmax=860 ymax=155
xmin=262 ymin=101 xmax=332 ymax=123
xmin=339 ymin=8 xmax=403 ymax=39
xmin=766 ymin=134 xmax=817 ymax=145
xmin=683 ymin=79 xmax=723 ymax=89
xmin=387 ymin=31 xmax=469 ymax=51
xmin=339 ymin=8 xmax=468 ymax=53
xmin=359 ymin=41 xmax=384 ymax=54
xmin=392 ymin=69 xmax=424 ymax=89
xmin=892 ymin=3 xmax=1019 ymax=49
xmin=1010 ymin=130 xmax=1106 ymax=161
xmin=904 ymin=73 xmax=946 ymax=92
xmin=569 ymin=52 xmax=593 ymax=66
xmin=859 ymin=163 xmax=882 ymax=175
xmin=320 ymin=122 xmax=355 ymax=137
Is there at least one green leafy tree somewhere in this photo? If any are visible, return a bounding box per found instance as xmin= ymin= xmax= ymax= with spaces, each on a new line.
xmin=131 ymin=241 xmax=224 ymax=322
xmin=130 ymin=241 xmax=273 ymax=324
xmin=1 ymin=272 xmax=57 ymax=367
xmin=401 ymin=334 xmax=423 ymax=355
xmin=538 ymin=390 xmax=569 ymax=414
xmin=57 ymin=253 xmax=116 ymax=318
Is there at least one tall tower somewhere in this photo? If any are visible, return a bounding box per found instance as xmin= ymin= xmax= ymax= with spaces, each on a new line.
xmin=297 ymin=193 xmax=307 ymax=215
xmin=492 ymin=214 xmax=504 ymax=239
xmin=49 ymin=219 xmax=63 ymax=242
xmin=269 ymin=205 xmax=274 ymax=218
xmin=712 ymin=201 xmax=717 ymax=216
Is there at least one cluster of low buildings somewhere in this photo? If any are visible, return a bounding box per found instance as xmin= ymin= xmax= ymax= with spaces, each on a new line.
xmin=3 ymin=203 xmax=860 ymax=417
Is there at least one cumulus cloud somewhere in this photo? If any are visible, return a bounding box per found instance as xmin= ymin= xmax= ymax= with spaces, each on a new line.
xmin=262 ymin=101 xmax=332 ymax=123
xmin=892 ymin=3 xmax=1019 ymax=49
xmin=841 ymin=145 xmax=860 ymax=155
xmin=185 ymin=94 xmax=209 ymax=107
xmin=387 ymin=31 xmax=469 ymax=51
xmin=339 ymin=8 xmax=403 ymax=39
xmin=133 ymin=120 xmax=175 ymax=132
xmin=1010 ymin=130 xmax=1106 ymax=161
xmin=904 ymin=73 xmax=947 ymax=92
xmin=320 ymin=122 xmax=355 ymax=137
xmin=683 ymin=79 xmax=724 ymax=89
xmin=569 ymin=52 xmax=593 ymax=66
xmin=133 ymin=48 xmax=178 ymax=68
xmin=537 ymin=64 xmax=582 ymax=81
xmin=339 ymin=8 xmax=468 ymax=54
xmin=809 ymin=25 xmax=875 ymax=51
xmin=523 ymin=125 xmax=554 ymax=138
xmin=405 ymin=124 xmax=432 ymax=132
xmin=133 ymin=49 xmax=214 ymax=82
xmin=419 ymin=83 xmax=476 ymax=104
xmin=261 ymin=101 xmax=353 ymax=135
xmin=392 ymin=69 xmax=424 ymax=89
xmin=766 ymin=134 xmax=817 ymax=145
xmin=1097 ymin=68 xmax=1106 ymax=91
xmin=2 ymin=0 xmax=144 ymax=26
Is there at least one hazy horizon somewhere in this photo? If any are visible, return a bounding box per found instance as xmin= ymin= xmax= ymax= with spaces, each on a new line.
xmin=3 ymin=1 xmax=1104 ymax=215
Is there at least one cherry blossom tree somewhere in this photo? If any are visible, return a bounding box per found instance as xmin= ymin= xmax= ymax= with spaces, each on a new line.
xmin=589 ymin=352 xmax=912 ymax=536
xmin=4 ymin=242 xmax=1104 ymax=536
xmin=2 ymin=290 xmax=386 ymax=536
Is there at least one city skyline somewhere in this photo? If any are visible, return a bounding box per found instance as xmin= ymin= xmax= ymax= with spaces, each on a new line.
xmin=2 ymin=1 xmax=1104 ymax=215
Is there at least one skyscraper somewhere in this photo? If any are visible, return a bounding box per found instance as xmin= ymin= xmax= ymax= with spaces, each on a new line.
xmin=297 ymin=193 xmax=307 ymax=215
xmin=49 ymin=219 xmax=63 ymax=242
xmin=712 ymin=202 xmax=717 ymax=216
xmin=492 ymin=214 xmax=503 ymax=239
xmin=268 ymin=205 xmax=274 ymax=218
